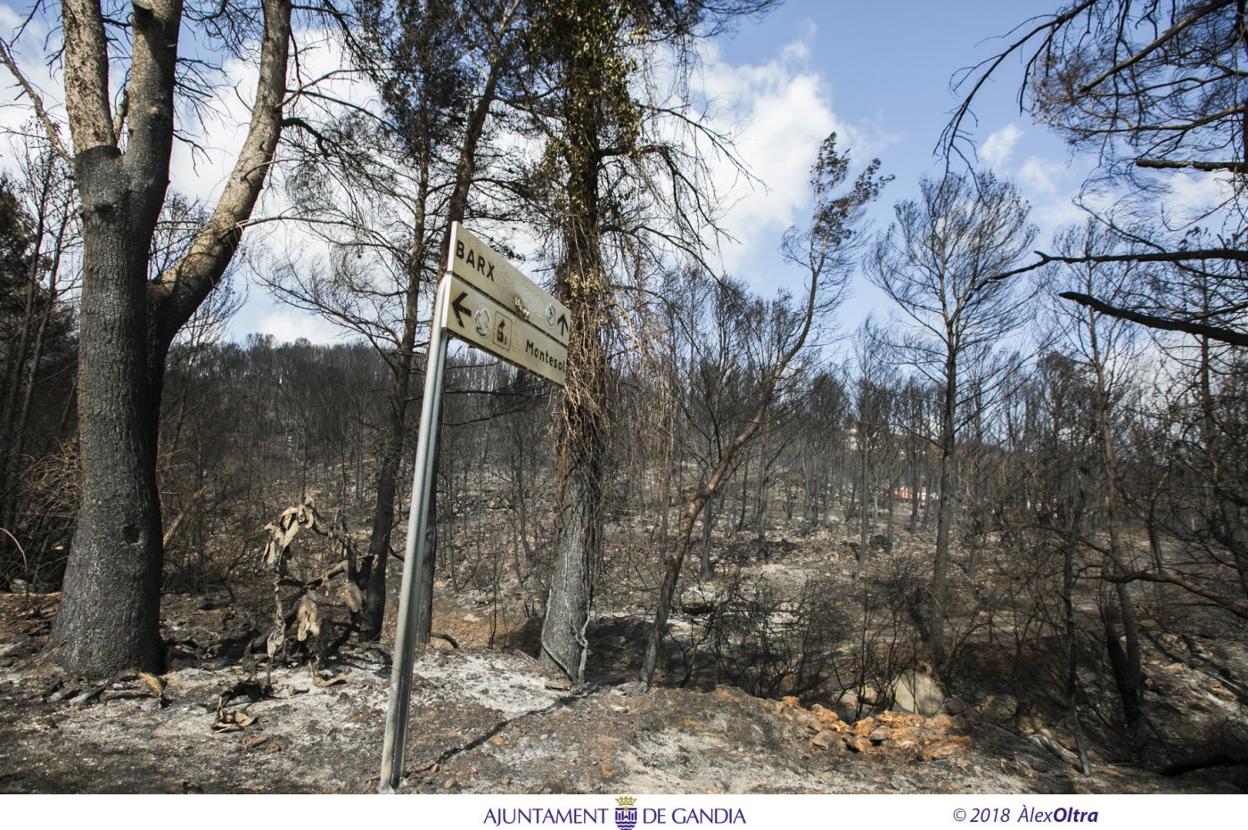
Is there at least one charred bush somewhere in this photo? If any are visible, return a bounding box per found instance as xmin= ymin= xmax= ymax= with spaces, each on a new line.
xmin=821 ymin=557 xmax=926 ymax=719
xmin=704 ymin=572 xmax=847 ymax=699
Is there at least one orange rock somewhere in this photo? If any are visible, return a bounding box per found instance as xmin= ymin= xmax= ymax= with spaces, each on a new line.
xmin=811 ymin=704 xmax=840 ymax=723
xmin=878 ymin=711 xmax=922 ymax=729
xmin=903 ymin=728 xmax=933 ymax=748
xmin=810 ymin=730 xmax=837 ymax=750
xmin=922 ymin=741 xmax=963 ymax=761
xmin=846 ymin=735 xmax=872 ymax=753
xmin=795 ymin=711 xmax=822 ymax=732
xmin=853 ymin=718 xmax=876 ymax=737
xmin=781 ymin=695 xmax=801 ymax=707
xmin=923 ymin=733 xmax=968 ymax=758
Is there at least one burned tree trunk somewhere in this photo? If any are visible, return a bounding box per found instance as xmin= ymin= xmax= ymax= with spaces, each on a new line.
xmin=360 ymin=167 xmax=428 ymax=642
xmin=540 ymin=188 xmax=610 ymax=681
xmin=46 ymin=0 xmax=292 ymax=676
xmin=51 ymin=147 xmax=168 ymax=673
xmin=929 ymin=349 xmax=957 ymax=667
xmin=359 ymin=38 xmax=506 ymax=640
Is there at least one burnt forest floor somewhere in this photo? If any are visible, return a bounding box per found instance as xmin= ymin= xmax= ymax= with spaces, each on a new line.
xmin=2 ymin=517 xmax=1247 ymax=794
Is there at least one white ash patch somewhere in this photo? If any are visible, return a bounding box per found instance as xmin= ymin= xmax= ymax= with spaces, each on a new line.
xmin=615 ymin=729 xmax=813 ymax=792
xmin=411 ymin=650 xmax=564 ymax=717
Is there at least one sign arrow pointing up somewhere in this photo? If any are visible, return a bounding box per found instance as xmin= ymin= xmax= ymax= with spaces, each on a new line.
xmin=451 ymin=292 xmax=470 ymax=328
xmin=557 ymin=312 xmax=569 ymax=337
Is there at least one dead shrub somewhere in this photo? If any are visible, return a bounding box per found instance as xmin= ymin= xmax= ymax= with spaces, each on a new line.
xmin=704 ymin=571 xmax=847 ymax=700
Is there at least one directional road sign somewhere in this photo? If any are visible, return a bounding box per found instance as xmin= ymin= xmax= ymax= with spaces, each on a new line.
xmin=379 ymin=223 xmax=571 ymax=792
xmin=443 ymin=224 xmax=570 ymax=386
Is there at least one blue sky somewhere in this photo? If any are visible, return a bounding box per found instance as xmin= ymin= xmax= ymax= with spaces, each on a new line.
xmin=709 ymin=0 xmax=1094 ymax=342
xmin=0 ymin=1 xmax=1108 ymax=347
xmin=222 ymin=1 xmax=1102 ymax=346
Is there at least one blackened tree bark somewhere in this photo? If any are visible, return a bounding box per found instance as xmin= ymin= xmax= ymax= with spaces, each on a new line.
xmin=299 ymin=0 xmax=520 ymax=641
xmin=532 ymin=0 xmax=780 ymax=680
xmin=1089 ymin=293 xmax=1146 ymax=755
xmin=868 ymin=172 xmax=1035 ymax=669
xmin=929 ymin=347 xmax=957 ymax=661
xmin=360 ymin=163 xmax=429 ymax=641
xmin=410 ymin=53 xmax=510 ymax=645
xmin=1052 ymin=222 xmax=1147 ymax=755
xmin=539 ymin=33 xmax=610 ymax=680
xmin=903 ymin=381 xmax=925 ymax=533
xmin=640 ymin=136 xmax=886 ymax=686
xmin=23 ymin=0 xmax=293 ymax=676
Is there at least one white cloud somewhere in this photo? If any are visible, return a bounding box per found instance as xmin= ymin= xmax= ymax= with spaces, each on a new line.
xmin=0 ymin=14 xmax=377 ymax=224
xmin=1017 ymin=155 xmax=1063 ymax=196
xmin=1026 ymin=166 xmax=1235 ymax=247
xmin=778 ymin=22 xmax=815 ymax=64
xmin=255 ymin=310 xmax=343 ymax=345
xmin=163 ymin=29 xmax=386 ymax=342
xmin=1163 ymin=170 xmax=1235 ymax=224
xmin=695 ymin=34 xmax=844 ymax=273
xmin=980 ymin=123 xmax=1022 ymax=170
xmin=0 ymin=11 xmax=387 ymax=345
xmin=1 ymin=12 xmax=879 ymax=334
xmin=167 ymin=57 xmax=257 ymax=208
xmin=1032 ymin=196 xmax=1089 ymax=234
xmin=479 ymin=27 xmax=867 ymax=287
xmin=978 ymin=125 xmax=1088 ymax=243
xmin=169 ymin=28 xmax=380 ymax=209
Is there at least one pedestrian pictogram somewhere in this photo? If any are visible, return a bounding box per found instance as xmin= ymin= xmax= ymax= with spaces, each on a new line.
xmin=494 ymin=310 xmax=513 ymax=351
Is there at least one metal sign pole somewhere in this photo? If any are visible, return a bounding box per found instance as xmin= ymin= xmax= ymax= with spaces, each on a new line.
xmin=378 ymin=274 xmax=452 ymax=793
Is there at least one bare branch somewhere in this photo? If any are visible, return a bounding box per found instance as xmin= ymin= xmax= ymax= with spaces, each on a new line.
xmin=1103 ymin=568 xmax=1248 ymax=620
xmin=149 ymin=0 xmax=293 ymax=343
xmin=1057 ymin=290 xmax=1248 ymax=346
xmin=992 ymin=247 xmax=1248 ymax=283
xmin=61 ymin=0 xmax=116 ymax=152
xmin=1135 ymin=157 xmax=1248 ymax=172
xmin=0 ymin=38 xmax=69 ymax=160
xmin=1078 ymin=0 xmax=1235 ymax=93
xmin=940 ymin=0 xmax=1099 ymax=161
